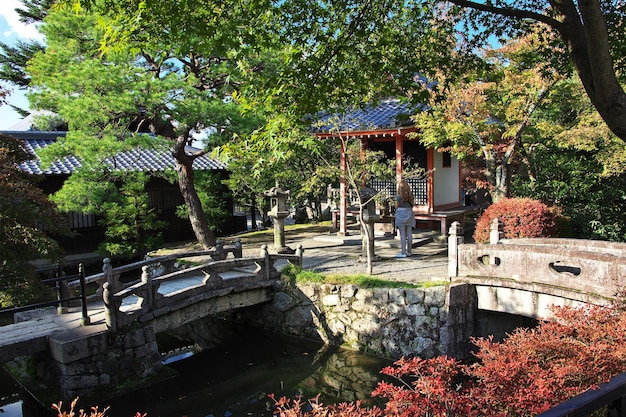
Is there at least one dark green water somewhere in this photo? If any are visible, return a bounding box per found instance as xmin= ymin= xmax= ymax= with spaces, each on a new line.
xmin=1 ymin=329 xmax=392 ymax=417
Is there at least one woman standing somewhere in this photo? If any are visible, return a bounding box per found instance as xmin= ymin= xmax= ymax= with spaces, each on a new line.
xmin=394 ymin=180 xmax=415 ymax=258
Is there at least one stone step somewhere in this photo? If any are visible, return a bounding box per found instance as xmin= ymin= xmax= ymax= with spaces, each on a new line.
xmin=0 ymin=316 xmax=66 ymax=362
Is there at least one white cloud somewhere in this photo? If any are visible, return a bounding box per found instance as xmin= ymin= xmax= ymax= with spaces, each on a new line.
xmin=0 ymin=0 xmax=43 ymax=41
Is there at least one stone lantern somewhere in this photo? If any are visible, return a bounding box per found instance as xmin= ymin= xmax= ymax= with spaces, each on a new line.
xmin=264 ymin=183 xmax=292 ymax=253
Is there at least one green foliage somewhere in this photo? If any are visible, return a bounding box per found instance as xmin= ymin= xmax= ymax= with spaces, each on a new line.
xmin=25 ymin=4 xmax=270 ymax=248
xmin=473 ymin=198 xmax=557 ymax=243
xmin=0 ymin=276 xmax=52 ymax=308
xmin=269 ymin=0 xmax=477 ymax=118
xmin=509 ymin=76 xmax=626 ymax=242
xmin=97 ymin=172 xmax=166 ymax=258
xmin=219 ymin=114 xmax=337 ymax=222
xmin=511 ymin=146 xmax=626 ymax=242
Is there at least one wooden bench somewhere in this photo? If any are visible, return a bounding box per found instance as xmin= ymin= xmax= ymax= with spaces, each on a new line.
xmin=414 ymin=206 xmax=483 ymax=235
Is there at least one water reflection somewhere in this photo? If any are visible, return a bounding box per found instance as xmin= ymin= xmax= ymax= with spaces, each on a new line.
xmin=103 ymin=330 xmax=391 ymax=417
xmin=0 ymin=328 xmax=392 ymax=417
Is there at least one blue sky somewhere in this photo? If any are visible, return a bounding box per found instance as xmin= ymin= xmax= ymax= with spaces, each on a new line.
xmin=0 ymin=0 xmax=43 ymax=130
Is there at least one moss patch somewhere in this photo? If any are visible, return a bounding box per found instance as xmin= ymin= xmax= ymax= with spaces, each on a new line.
xmin=281 ymin=264 xmax=448 ymax=289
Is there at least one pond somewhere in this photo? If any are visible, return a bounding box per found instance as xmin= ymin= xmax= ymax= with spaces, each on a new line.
xmin=0 ymin=327 xmax=393 ymax=417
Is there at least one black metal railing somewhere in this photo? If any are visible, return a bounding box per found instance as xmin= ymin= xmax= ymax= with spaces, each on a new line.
xmin=0 ymin=264 xmax=90 ymax=325
xmin=537 ymin=372 xmax=626 ymax=417
xmin=369 ymin=177 xmax=428 ymax=205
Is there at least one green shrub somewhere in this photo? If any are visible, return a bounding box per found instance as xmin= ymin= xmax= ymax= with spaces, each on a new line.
xmin=473 ymin=198 xmax=557 ymax=243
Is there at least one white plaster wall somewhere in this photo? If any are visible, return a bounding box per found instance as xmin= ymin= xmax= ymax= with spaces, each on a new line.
xmin=433 ymin=152 xmax=460 ymax=206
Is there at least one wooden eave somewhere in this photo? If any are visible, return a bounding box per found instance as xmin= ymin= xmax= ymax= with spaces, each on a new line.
xmin=315 ymin=126 xmax=418 ymax=140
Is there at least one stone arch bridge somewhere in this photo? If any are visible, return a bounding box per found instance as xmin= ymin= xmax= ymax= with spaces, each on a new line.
xmin=447 ymin=219 xmax=626 ymax=321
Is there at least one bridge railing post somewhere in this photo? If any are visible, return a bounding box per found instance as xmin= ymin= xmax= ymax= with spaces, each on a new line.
xmin=233 ymin=238 xmax=242 ymax=258
xmin=103 ymin=257 xmax=121 ymax=293
xmin=490 ymin=217 xmax=504 ymax=244
xmin=259 ymin=244 xmax=280 ymax=279
xmin=448 ymin=221 xmax=464 ymax=278
xmin=141 ymin=265 xmax=153 ymax=309
xmin=212 ymin=240 xmax=225 ymax=261
xmin=103 ymin=282 xmax=118 ymax=331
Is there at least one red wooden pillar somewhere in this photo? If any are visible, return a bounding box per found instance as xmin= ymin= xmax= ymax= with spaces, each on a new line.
xmin=427 ymin=148 xmax=435 ymax=212
xmin=395 ymin=134 xmax=403 ymax=180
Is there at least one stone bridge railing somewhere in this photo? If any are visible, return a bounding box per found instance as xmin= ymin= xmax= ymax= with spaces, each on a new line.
xmin=103 ymin=244 xmax=303 ymax=331
xmin=448 ymin=219 xmax=626 ymax=305
xmin=66 ymin=238 xmax=244 ymax=295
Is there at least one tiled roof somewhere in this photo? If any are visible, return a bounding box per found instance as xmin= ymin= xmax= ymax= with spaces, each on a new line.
xmin=5 ymin=131 xmax=226 ymax=175
xmin=313 ymin=98 xmax=421 ymax=133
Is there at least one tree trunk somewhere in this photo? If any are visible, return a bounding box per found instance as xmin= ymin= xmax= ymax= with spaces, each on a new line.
xmin=557 ymin=0 xmax=626 ymax=142
xmin=494 ymin=163 xmax=509 ymax=202
xmin=172 ymin=138 xmax=216 ymax=248
xmin=360 ymin=203 xmax=374 ymax=275
xmin=249 ymin=192 xmax=257 ymax=230
xmin=481 ymin=149 xmax=509 ymax=202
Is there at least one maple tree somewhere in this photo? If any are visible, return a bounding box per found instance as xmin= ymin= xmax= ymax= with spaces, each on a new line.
xmin=414 ymin=34 xmax=562 ymax=201
xmin=0 ymin=134 xmax=69 ymax=307
xmin=444 ymin=0 xmax=626 ymax=144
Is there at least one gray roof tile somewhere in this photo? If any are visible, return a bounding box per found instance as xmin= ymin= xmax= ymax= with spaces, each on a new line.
xmin=313 ymin=98 xmax=421 ymax=133
xmin=4 ymin=131 xmax=226 ymax=175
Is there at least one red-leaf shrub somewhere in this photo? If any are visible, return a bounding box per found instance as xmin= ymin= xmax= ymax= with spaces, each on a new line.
xmin=473 ymin=197 xmax=557 ymax=243
xmin=373 ymin=356 xmax=477 ymax=417
xmin=464 ymin=304 xmax=626 ymax=416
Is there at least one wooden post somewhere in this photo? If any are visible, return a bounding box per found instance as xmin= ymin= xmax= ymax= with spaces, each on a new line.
xmin=339 ymin=140 xmax=348 ymax=235
xmin=295 ymin=244 xmax=304 ymax=268
xmin=448 ymin=221 xmax=464 ymax=278
xmin=79 ymin=263 xmax=91 ymax=326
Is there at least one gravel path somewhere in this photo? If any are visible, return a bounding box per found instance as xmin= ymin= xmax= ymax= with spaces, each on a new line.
xmin=307 ymin=253 xmax=450 ymax=283
xmin=238 ymin=229 xmax=451 ymax=283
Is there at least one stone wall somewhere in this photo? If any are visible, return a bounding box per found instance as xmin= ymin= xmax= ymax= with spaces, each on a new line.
xmin=239 ymin=281 xmax=478 ymax=360
xmin=8 ymin=325 xmax=164 ymax=400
